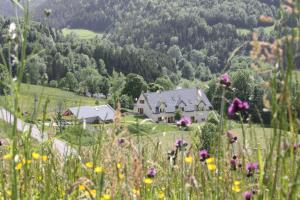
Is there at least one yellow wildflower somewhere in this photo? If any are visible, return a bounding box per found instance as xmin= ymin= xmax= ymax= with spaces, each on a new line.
xmin=90 ymin=189 xmax=96 ymax=198
xmin=206 ymin=157 xmax=215 ymax=164
xmin=185 ymin=156 xmax=193 ymax=164
xmin=42 ymin=155 xmax=48 ymax=161
xmin=143 ymin=178 xmax=153 ymax=184
xmin=6 ymin=190 xmax=11 ymax=197
xmin=132 ymin=188 xmax=140 ymax=195
xmin=79 ymin=185 xmax=85 ymax=191
xmin=32 ymin=152 xmax=40 ymax=160
xmin=94 ymin=166 xmax=103 ymax=173
xmin=232 ymin=185 xmax=241 ymax=192
xmin=118 ymin=173 xmax=125 ymax=180
xmin=15 ymin=163 xmax=23 ymax=170
xmin=37 ymin=176 xmax=43 ymax=181
xmin=207 ymin=164 xmax=217 ymax=171
xmin=3 ymin=154 xmax=12 ymax=160
xmin=158 ymin=192 xmax=165 ymax=199
xmin=85 ymin=162 xmax=93 ymax=168
xmin=22 ymin=159 xmax=32 ymax=165
xmin=101 ymin=194 xmax=111 ymax=200
xmin=232 ymin=180 xmax=241 ymax=192
xmin=234 ymin=181 xmax=241 ymax=186
xmin=117 ymin=163 xmax=122 ymax=169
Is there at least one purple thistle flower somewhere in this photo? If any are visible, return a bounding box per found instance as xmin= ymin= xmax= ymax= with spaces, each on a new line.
xmin=246 ymin=163 xmax=258 ymax=171
xmin=219 ymin=73 xmax=231 ymax=87
xmin=294 ymin=143 xmax=300 ymax=150
xmin=243 ymin=191 xmax=253 ymax=200
xmin=117 ymin=138 xmax=125 ymax=145
xmin=246 ymin=162 xmax=258 ymax=177
xmin=175 ymin=139 xmax=188 ymax=149
xmin=199 ymin=150 xmax=209 ymax=162
xmin=228 ymin=98 xmax=250 ymax=116
xmin=226 ymin=131 xmax=238 ymax=144
xmin=177 ymin=117 xmax=192 ymax=127
xmin=147 ymin=167 xmax=157 ymax=178
xmin=230 ymin=159 xmax=237 ymax=170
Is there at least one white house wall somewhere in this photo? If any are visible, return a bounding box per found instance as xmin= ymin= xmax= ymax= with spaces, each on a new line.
xmin=149 ymin=111 xmax=210 ymax=123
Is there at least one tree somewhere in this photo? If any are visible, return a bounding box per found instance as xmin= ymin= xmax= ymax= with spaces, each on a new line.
xmin=86 ymin=75 xmax=102 ymax=95
xmin=155 ymin=76 xmax=174 ymax=90
xmin=148 ymin=83 xmax=163 ymax=92
xmin=98 ymin=59 xmax=108 ymax=76
xmin=190 ymin=49 xmax=206 ymax=65
xmin=99 ymin=77 xmax=110 ymax=98
xmin=108 ymin=70 xmax=126 ymax=108
xmin=109 ymin=70 xmax=125 ymax=97
xmin=65 ymin=72 xmax=78 ymax=91
xmin=122 ymin=73 xmax=147 ymax=99
xmin=119 ymin=94 xmax=134 ymax=110
xmin=49 ymin=80 xmax=58 ymax=88
xmin=195 ymin=64 xmax=212 ymax=81
xmin=181 ymin=61 xmax=195 ymax=80
xmin=167 ymin=45 xmax=182 ymax=63
xmin=26 ymin=57 xmax=46 ymax=84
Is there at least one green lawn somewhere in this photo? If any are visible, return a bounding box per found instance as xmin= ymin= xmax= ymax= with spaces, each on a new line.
xmin=62 ymin=28 xmax=103 ymax=39
xmin=0 ymin=84 xmax=106 ymax=120
xmin=237 ymin=25 xmax=274 ymax=36
xmin=231 ymin=125 xmax=273 ymax=149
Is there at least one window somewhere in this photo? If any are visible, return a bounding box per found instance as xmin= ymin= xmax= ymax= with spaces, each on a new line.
xmin=181 ymin=107 xmax=184 ymax=111
xmin=168 ymin=117 xmax=175 ymax=123
xmin=138 ymin=108 xmax=144 ymax=115
xmin=158 ymin=117 xmax=162 ymax=121
xmin=191 ymin=116 xmax=195 ymax=123
xmin=140 ymin=100 xmax=145 ymax=104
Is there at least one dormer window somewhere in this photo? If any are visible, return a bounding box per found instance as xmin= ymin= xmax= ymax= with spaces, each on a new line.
xmin=181 ymin=107 xmax=184 ymax=111
xmin=197 ymin=102 xmax=206 ymax=111
xmin=155 ymin=107 xmax=159 ymax=113
xmin=140 ymin=100 xmax=145 ymax=104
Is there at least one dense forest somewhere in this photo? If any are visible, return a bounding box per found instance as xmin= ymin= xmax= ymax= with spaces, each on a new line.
xmin=34 ymin=0 xmax=279 ymax=74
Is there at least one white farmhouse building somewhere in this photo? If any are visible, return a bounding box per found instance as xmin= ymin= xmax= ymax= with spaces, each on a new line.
xmin=134 ymin=88 xmax=213 ymax=123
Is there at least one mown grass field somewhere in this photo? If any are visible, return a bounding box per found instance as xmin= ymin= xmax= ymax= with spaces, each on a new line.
xmin=0 ymin=84 xmax=105 ymax=120
xmin=62 ymin=28 xmax=103 ymax=39
xmin=237 ymin=25 xmax=274 ymax=36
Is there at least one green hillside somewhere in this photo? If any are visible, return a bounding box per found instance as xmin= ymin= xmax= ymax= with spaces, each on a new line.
xmin=0 ymin=84 xmax=104 ymax=120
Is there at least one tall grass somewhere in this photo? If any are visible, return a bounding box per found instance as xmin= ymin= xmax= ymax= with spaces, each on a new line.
xmin=0 ymin=0 xmax=299 ymax=200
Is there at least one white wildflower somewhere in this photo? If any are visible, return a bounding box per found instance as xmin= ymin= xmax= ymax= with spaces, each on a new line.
xmin=9 ymin=23 xmax=16 ymax=33
xmin=8 ymin=23 xmax=17 ymax=40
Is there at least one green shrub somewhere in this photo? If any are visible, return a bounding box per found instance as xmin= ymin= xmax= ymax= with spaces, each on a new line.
xmin=200 ymin=122 xmax=218 ymax=151
xmin=206 ymin=111 xmax=220 ymax=125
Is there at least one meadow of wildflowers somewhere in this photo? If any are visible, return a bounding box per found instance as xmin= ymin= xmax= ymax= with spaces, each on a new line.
xmin=0 ymin=0 xmax=300 ymax=200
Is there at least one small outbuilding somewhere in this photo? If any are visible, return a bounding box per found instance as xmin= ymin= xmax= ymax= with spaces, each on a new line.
xmin=63 ymin=105 xmax=115 ymax=124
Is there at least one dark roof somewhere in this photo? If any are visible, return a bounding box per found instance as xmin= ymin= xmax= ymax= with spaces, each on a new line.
xmin=143 ymin=88 xmax=212 ymax=113
xmin=68 ymin=105 xmax=115 ymax=121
